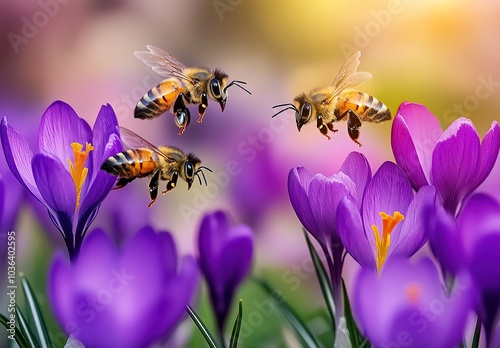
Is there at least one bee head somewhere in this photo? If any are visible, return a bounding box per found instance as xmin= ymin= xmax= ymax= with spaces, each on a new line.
xmin=210 ymin=70 xmax=229 ymax=111
xmin=294 ymin=95 xmax=312 ymax=131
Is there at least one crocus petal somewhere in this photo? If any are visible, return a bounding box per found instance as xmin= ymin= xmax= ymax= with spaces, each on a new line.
xmin=391 ymin=102 xmax=442 ymax=190
xmin=339 ymin=151 xmax=372 ymax=208
xmin=38 ymin=101 xmax=92 ymax=165
xmin=198 ymin=210 xmax=231 ymax=277
xmin=89 ymin=104 xmax=121 ymax=182
xmin=362 ymin=162 xmax=413 ymax=252
xmin=336 ymin=196 xmax=376 ymax=270
xmin=32 ymin=154 xmax=75 ymax=232
xmin=308 ymin=173 xmax=354 ymax=244
xmin=391 ymin=185 xmax=436 ymax=258
xmin=476 ymin=121 xmax=500 ymax=187
xmin=431 ymin=118 xmax=480 ymax=213
xmin=0 ymin=117 xmax=41 ymax=201
xmin=288 ymin=167 xmax=321 ymax=243
xmin=47 ymin=252 xmax=73 ymax=326
xmin=427 ymin=205 xmax=464 ymax=276
xmin=215 ymin=225 xmax=253 ymax=289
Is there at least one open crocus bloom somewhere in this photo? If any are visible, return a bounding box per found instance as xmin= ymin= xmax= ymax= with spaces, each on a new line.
xmin=353 ymin=257 xmax=474 ymax=348
xmin=48 ymin=226 xmax=199 ymax=348
xmin=337 ymin=161 xmax=436 ymax=271
xmin=391 ymin=101 xmax=500 ymax=215
xmin=1 ymin=101 xmax=122 ymax=259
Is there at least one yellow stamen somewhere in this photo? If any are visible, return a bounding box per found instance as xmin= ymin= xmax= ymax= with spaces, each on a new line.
xmin=371 ymin=211 xmax=404 ymax=271
xmin=67 ymin=142 xmax=94 ymax=210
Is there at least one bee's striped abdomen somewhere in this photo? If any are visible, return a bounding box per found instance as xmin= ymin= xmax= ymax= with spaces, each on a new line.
xmin=339 ymin=91 xmax=391 ymax=123
xmin=101 ymin=149 xmax=157 ymax=178
xmin=134 ymin=80 xmax=181 ymax=120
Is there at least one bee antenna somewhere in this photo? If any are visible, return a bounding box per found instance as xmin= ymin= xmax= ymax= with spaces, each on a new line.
xmin=195 ymin=166 xmax=212 ymax=186
xmin=224 ymin=80 xmax=252 ymax=95
xmin=271 ymin=103 xmax=299 ymax=118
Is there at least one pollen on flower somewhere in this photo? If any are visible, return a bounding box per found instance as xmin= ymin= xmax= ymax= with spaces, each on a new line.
xmin=405 ymin=283 xmax=422 ymax=304
xmin=67 ymin=142 xmax=94 ymax=210
xmin=372 ymin=211 xmax=405 ymax=271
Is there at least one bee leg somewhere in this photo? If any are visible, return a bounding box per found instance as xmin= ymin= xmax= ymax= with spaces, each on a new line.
xmin=113 ymin=177 xmax=135 ymax=190
xmin=147 ymin=169 xmax=161 ymax=208
xmin=197 ymin=92 xmax=208 ymax=123
xmin=327 ymin=122 xmax=338 ymax=133
xmin=162 ymin=171 xmax=179 ymax=195
xmin=316 ymin=115 xmax=331 ymax=140
xmin=346 ymin=110 xmax=363 ymax=147
xmin=173 ymin=93 xmax=191 ymax=135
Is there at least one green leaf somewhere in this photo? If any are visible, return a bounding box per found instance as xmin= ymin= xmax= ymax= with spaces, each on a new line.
xmin=471 ymin=316 xmax=481 ymax=348
xmin=16 ymin=306 xmax=39 ymax=348
xmin=304 ymin=230 xmax=336 ymax=329
xmin=20 ymin=274 xmax=52 ymax=348
xmin=229 ymin=300 xmax=243 ymax=348
xmin=186 ymin=305 xmax=221 ymax=348
xmin=342 ymin=279 xmax=370 ymax=348
xmin=0 ymin=312 xmax=31 ymax=348
xmin=254 ymin=277 xmax=320 ymax=348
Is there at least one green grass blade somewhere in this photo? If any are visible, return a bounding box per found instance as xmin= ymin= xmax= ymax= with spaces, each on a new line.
xmin=304 ymin=230 xmax=336 ymax=328
xmin=229 ymin=300 xmax=243 ymax=348
xmin=254 ymin=278 xmax=320 ymax=348
xmin=186 ymin=305 xmax=221 ymax=348
xmin=0 ymin=312 xmax=31 ymax=348
xmin=342 ymin=279 xmax=370 ymax=348
xmin=16 ymin=306 xmax=39 ymax=348
xmin=471 ymin=316 xmax=481 ymax=348
xmin=20 ymin=274 xmax=51 ymax=348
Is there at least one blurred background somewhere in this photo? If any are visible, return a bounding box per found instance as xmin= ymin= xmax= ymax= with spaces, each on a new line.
xmin=1 ymin=0 xmax=499 ymax=346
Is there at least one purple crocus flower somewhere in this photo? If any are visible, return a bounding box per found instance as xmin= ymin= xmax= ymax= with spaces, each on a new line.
xmin=428 ymin=193 xmax=500 ymax=346
xmin=48 ymin=226 xmax=199 ymax=348
xmin=337 ymin=161 xmax=436 ymax=271
xmin=391 ymin=101 xmax=500 ymax=216
xmin=287 ymin=152 xmax=372 ymax=309
xmin=1 ymin=100 xmax=122 ymax=260
xmin=198 ymin=210 xmax=253 ymax=336
xmin=353 ymin=257 xmax=475 ymax=348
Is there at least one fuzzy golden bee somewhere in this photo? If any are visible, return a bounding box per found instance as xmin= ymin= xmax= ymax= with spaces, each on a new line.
xmin=272 ymin=51 xmax=391 ymax=146
xmin=101 ymin=127 xmax=211 ymax=207
xmin=134 ymin=45 xmax=251 ymax=135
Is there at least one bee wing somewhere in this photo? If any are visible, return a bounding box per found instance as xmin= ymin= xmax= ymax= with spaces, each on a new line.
xmin=329 ymin=51 xmax=372 ymax=98
xmin=118 ymin=127 xmax=175 ymax=163
xmin=134 ymin=45 xmax=194 ymax=84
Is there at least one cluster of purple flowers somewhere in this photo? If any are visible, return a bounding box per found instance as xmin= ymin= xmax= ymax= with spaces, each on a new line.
xmin=289 ymin=102 xmax=500 ymax=347
xmin=1 ymin=98 xmax=499 ymax=347
xmin=1 ymin=101 xmax=253 ymax=347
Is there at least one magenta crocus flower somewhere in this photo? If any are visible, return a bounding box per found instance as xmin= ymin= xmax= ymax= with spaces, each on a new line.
xmin=198 ymin=210 xmax=253 ymax=336
xmin=428 ymin=193 xmax=500 ymax=346
xmin=337 ymin=161 xmax=436 ymax=271
xmin=288 ymin=152 xmax=371 ymax=312
xmin=48 ymin=226 xmax=199 ymax=348
xmin=1 ymin=101 xmax=122 ymax=260
xmin=353 ymin=257 xmax=475 ymax=348
xmin=391 ymin=102 xmax=500 ymax=215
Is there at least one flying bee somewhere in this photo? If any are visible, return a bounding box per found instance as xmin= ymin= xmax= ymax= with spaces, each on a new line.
xmin=134 ymin=45 xmax=251 ymax=135
xmin=272 ymin=51 xmax=391 ymax=146
xmin=101 ymin=127 xmax=212 ymax=207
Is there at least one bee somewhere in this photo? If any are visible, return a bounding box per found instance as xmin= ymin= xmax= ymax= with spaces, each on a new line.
xmin=272 ymin=51 xmax=391 ymax=146
xmin=101 ymin=127 xmax=212 ymax=207
xmin=134 ymin=45 xmax=251 ymax=135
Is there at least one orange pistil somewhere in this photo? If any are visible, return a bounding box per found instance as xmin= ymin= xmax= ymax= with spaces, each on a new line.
xmin=405 ymin=283 xmax=422 ymax=305
xmin=371 ymin=211 xmax=405 ymax=271
xmin=67 ymin=142 xmax=94 ymax=210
